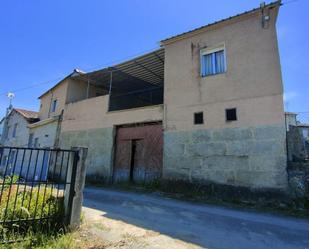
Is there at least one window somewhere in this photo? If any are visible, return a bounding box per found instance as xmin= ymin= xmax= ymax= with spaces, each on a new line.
xmin=51 ymin=99 xmax=57 ymax=112
xmin=34 ymin=138 xmax=39 ymax=148
xmin=12 ymin=123 xmax=17 ymax=138
xmin=4 ymin=126 xmax=10 ymax=140
xmin=201 ymin=45 xmax=226 ymax=77
xmin=226 ymin=108 xmax=237 ymax=121
xmin=194 ymin=112 xmax=204 ymax=125
xmin=28 ymin=133 xmax=34 ymax=147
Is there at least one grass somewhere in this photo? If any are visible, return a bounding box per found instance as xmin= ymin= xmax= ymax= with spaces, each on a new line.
xmin=0 ymin=175 xmax=65 ymax=244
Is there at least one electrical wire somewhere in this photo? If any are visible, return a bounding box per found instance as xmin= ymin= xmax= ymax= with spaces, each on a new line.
xmin=0 ymin=46 xmax=160 ymax=97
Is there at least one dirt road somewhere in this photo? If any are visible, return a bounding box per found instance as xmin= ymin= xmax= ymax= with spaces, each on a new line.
xmin=82 ymin=187 xmax=309 ymax=249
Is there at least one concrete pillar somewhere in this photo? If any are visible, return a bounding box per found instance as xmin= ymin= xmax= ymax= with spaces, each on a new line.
xmin=65 ymin=147 xmax=88 ymax=230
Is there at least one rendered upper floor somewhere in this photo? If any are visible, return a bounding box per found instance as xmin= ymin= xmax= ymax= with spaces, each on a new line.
xmin=37 ymin=1 xmax=283 ymax=129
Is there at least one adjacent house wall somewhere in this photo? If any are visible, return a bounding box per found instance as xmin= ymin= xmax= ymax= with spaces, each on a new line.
xmin=39 ymin=80 xmax=69 ymax=120
xmin=60 ymin=95 xmax=163 ymax=180
xmin=163 ymin=6 xmax=287 ymax=190
xmin=66 ymin=78 xmax=99 ymax=104
xmin=28 ymin=119 xmax=58 ymax=148
xmin=2 ymin=111 xmax=30 ymax=147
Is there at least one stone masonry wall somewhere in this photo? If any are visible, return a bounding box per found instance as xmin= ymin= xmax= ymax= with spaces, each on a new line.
xmin=60 ymin=127 xmax=114 ymax=181
xmin=163 ymin=124 xmax=287 ymax=190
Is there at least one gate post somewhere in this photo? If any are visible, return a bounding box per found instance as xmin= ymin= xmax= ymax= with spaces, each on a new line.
xmin=65 ymin=147 xmax=88 ymax=230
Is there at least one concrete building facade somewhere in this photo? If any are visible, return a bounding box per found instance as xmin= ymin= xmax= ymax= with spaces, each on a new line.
xmin=1 ymin=108 xmax=39 ymax=148
xmin=161 ymin=2 xmax=287 ymax=189
xmin=2 ymin=1 xmax=288 ymax=191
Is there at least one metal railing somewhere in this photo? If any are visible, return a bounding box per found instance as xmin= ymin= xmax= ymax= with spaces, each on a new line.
xmin=108 ymin=86 xmax=163 ymax=111
xmin=0 ymin=146 xmax=79 ymax=243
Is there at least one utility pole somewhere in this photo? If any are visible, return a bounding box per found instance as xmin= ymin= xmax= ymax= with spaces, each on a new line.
xmin=1 ymin=92 xmax=15 ymax=145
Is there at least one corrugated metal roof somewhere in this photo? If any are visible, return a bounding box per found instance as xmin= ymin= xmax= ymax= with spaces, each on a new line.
xmin=73 ymin=48 xmax=165 ymax=93
xmin=160 ymin=1 xmax=281 ymax=45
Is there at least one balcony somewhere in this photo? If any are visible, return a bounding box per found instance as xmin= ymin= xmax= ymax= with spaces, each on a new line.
xmin=70 ymin=48 xmax=164 ymax=112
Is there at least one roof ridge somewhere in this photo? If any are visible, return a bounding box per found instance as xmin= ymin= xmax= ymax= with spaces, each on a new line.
xmin=160 ymin=1 xmax=281 ymax=44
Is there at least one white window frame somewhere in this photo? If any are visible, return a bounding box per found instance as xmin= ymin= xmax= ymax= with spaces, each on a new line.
xmin=28 ymin=133 xmax=34 ymax=148
xmin=200 ymin=43 xmax=227 ymax=77
xmin=51 ymin=99 xmax=57 ymax=113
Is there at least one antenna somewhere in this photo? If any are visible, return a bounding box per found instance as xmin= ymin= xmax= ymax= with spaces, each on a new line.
xmin=6 ymin=92 xmax=15 ymax=115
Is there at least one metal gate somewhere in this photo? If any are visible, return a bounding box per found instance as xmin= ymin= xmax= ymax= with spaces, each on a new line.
xmin=0 ymin=146 xmax=79 ymax=243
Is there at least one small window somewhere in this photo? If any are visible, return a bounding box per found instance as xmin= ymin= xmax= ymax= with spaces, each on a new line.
xmin=28 ymin=133 xmax=34 ymax=148
xmin=201 ymin=45 xmax=226 ymax=77
xmin=12 ymin=123 xmax=18 ymax=138
xmin=34 ymin=138 xmax=39 ymax=148
xmin=4 ymin=126 xmax=10 ymax=139
xmin=226 ymin=108 xmax=237 ymax=121
xmin=194 ymin=112 xmax=204 ymax=125
xmin=51 ymin=99 xmax=57 ymax=112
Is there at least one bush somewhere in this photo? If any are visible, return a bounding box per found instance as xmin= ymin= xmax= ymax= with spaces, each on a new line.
xmin=0 ymin=176 xmax=65 ymax=242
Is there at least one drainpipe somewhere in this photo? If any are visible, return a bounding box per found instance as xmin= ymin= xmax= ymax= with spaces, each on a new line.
xmin=107 ymin=70 xmax=113 ymax=111
xmin=47 ymin=91 xmax=53 ymax=118
xmin=86 ymin=77 xmax=90 ymax=99
xmin=54 ymin=110 xmax=64 ymax=149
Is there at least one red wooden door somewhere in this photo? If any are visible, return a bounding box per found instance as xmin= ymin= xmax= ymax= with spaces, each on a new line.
xmin=113 ymin=123 xmax=163 ymax=182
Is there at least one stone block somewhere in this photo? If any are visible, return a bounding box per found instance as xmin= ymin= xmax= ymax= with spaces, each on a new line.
xmin=250 ymin=140 xmax=285 ymax=155
xmin=164 ymin=131 xmax=190 ymax=145
xmin=212 ymin=127 xmax=253 ymax=141
xmin=235 ymin=170 xmax=287 ymax=189
xmin=253 ymin=125 xmax=285 ymax=141
xmin=190 ymin=130 xmax=212 ymax=143
xmin=164 ymin=143 xmax=185 ymax=157
xmin=206 ymin=170 xmax=236 ymax=185
xmin=186 ymin=142 xmax=226 ymax=157
xmin=202 ymin=155 xmax=249 ymax=171
xmin=226 ymin=141 xmax=250 ymax=156
xmin=164 ymin=155 xmax=201 ymax=172
xmin=249 ymin=155 xmax=286 ymax=171
xmin=163 ymin=168 xmax=191 ymax=181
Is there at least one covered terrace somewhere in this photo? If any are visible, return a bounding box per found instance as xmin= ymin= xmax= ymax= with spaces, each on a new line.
xmin=72 ymin=48 xmax=164 ymax=112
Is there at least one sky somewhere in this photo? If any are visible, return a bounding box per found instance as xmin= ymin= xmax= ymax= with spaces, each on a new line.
xmin=0 ymin=0 xmax=308 ymax=122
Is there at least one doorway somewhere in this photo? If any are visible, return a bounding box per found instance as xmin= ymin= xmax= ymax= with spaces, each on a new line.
xmin=113 ymin=122 xmax=163 ymax=183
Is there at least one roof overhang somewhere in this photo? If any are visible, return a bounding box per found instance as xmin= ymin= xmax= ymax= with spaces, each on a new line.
xmin=28 ymin=116 xmax=58 ymax=129
xmin=38 ymin=69 xmax=85 ymax=99
xmin=160 ymin=1 xmax=281 ymax=46
xmin=72 ymin=48 xmax=165 ymax=95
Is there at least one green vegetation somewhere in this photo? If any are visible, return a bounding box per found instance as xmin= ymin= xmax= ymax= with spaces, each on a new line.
xmin=0 ymin=175 xmax=65 ymax=245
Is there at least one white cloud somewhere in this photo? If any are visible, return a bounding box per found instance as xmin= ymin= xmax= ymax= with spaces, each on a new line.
xmin=277 ymin=25 xmax=289 ymax=40
xmin=283 ymin=91 xmax=298 ymax=103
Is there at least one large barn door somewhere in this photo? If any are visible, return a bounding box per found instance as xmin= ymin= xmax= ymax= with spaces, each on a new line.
xmin=113 ymin=123 xmax=163 ymax=183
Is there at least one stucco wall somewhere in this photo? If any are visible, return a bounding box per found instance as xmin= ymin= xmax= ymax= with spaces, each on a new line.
xmin=66 ymin=78 xmax=98 ymax=104
xmin=61 ymin=95 xmax=163 ymax=132
xmin=39 ymin=80 xmax=69 ymax=120
xmin=2 ymin=111 xmax=30 ymax=147
xmin=29 ymin=119 xmax=58 ymax=148
xmin=60 ymin=127 xmax=114 ymax=180
xmin=60 ymin=95 xmax=163 ymax=178
xmin=163 ymin=6 xmax=287 ymax=189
